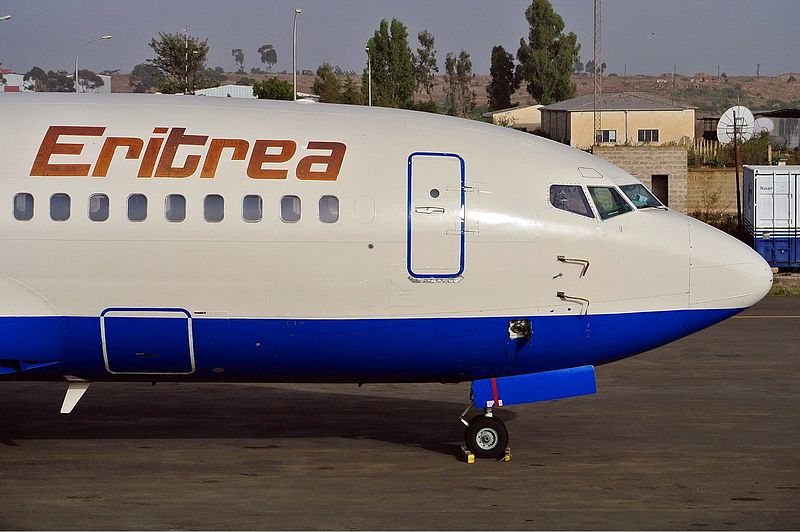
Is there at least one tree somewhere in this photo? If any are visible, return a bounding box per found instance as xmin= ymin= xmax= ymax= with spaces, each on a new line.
xmin=252 ymin=77 xmax=293 ymax=100
xmin=312 ymin=63 xmax=342 ymax=103
xmin=23 ymin=67 xmax=74 ymax=92
xmin=231 ymin=48 xmax=245 ymax=73
xmin=413 ymin=30 xmax=438 ymax=99
xmin=444 ymin=50 xmax=476 ymax=118
xmin=516 ymin=0 xmax=581 ymax=105
xmin=585 ymin=60 xmax=606 ymax=74
xmin=340 ymin=77 xmax=363 ymax=105
xmin=129 ymin=63 xmax=164 ymax=93
xmin=487 ymin=45 xmax=520 ymax=111
xmin=148 ymin=31 xmax=209 ymax=94
xmin=200 ymin=66 xmax=226 ymax=88
xmin=362 ymin=18 xmax=415 ymax=107
xmin=258 ymin=44 xmax=277 ymax=73
xmin=574 ymin=59 xmax=584 ymax=74
xmin=77 ymin=69 xmax=104 ymax=93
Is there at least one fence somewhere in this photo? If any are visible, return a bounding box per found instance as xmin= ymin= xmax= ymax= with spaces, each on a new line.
xmin=688 ymin=138 xmax=720 ymax=164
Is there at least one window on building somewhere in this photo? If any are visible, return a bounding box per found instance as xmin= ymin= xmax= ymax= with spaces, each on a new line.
xmin=13 ymin=193 xmax=34 ymax=221
xmin=89 ymin=194 xmax=109 ymax=222
xmin=549 ymin=185 xmax=594 ymax=218
xmin=165 ymin=194 xmax=186 ymax=222
xmin=319 ymin=195 xmax=339 ymax=223
xmin=242 ymin=195 xmax=263 ymax=222
xmin=638 ymin=129 xmax=659 ymax=143
xmin=597 ymin=129 xmax=617 ymax=143
xmin=204 ymin=194 xmax=224 ymax=223
xmin=128 ymin=194 xmax=148 ymax=222
xmin=50 ymin=193 xmax=71 ymax=221
xmin=281 ymin=195 xmax=301 ymax=223
xmin=588 ymin=186 xmax=633 ymax=220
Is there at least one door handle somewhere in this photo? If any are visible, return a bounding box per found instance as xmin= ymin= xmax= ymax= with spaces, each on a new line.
xmin=414 ymin=206 xmax=445 ymax=215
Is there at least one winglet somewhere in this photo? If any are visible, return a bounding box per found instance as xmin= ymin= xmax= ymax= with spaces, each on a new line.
xmin=61 ymin=381 xmax=90 ymax=414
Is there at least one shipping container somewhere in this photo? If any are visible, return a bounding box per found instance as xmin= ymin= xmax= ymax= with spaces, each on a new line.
xmin=743 ymin=165 xmax=800 ymax=268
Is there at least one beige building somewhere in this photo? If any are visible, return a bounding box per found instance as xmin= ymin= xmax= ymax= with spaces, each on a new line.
xmin=482 ymin=104 xmax=543 ymax=132
xmin=541 ymin=93 xmax=696 ymax=150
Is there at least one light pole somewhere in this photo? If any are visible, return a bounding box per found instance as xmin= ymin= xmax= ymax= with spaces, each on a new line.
xmin=0 ymin=15 xmax=11 ymax=22
xmin=292 ymin=8 xmax=301 ymax=101
xmin=182 ymin=26 xmax=189 ymax=95
xmin=75 ymin=35 xmax=111 ymax=94
xmin=365 ymin=46 xmax=372 ymax=106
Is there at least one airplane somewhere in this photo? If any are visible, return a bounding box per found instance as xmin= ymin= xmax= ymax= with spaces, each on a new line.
xmin=0 ymin=93 xmax=772 ymax=460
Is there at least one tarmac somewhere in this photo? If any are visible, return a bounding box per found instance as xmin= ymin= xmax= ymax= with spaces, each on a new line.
xmin=0 ymin=297 xmax=798 ymax=530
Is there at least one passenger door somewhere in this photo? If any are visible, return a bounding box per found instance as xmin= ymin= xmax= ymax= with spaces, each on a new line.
xmin=406 ymin=152 xmax=465 ymax=278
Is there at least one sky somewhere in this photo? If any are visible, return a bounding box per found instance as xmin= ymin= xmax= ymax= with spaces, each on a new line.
xmin=0 ymin=0 xmax=798 ymax=77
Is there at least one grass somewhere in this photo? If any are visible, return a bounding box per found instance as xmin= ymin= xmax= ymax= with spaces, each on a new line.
xmin=769 ymin=284 xmax=800 ymax=297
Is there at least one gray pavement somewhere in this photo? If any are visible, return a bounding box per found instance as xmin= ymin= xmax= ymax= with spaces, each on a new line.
xmin=1 ymin=298 xmax=799 ymax=530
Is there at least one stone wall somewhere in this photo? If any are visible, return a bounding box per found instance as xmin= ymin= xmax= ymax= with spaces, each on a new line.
xmin=592 ymin=145 xmax=688 ymax=212
xmin=686 ymin=168 xmax=741 ymax=215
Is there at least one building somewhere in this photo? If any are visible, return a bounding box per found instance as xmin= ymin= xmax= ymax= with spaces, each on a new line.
xmin=754 ymin=108 xmax=800 ymax=149
xmin=195 ymin=84 xmax=256 ymax=99
xmin=0 ymin=71 xmax=111 ymax=93
xmin=540 ymin=92 xmax=696 ymax=150
xmin=481 ymin=104 xmax=542 ymax=132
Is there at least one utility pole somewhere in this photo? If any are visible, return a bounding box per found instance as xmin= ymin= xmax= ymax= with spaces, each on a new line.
xmin=733 ymin=110 xmax=742 ymax=234
xmin=756 ymin=63 xmax=760 ymax=79
xmin=183 ymin=25 xmax=188 ymax=95
xmin=593 ymin=0 xmax=602 ymax=145
xmin=671 ymin=64 xmax=676 ymax=104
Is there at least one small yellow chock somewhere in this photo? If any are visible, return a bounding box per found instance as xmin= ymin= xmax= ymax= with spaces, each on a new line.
xmin=460 ymin=445 xmax=475 ymax=464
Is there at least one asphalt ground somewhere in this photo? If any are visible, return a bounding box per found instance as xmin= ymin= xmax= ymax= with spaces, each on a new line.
xmin=0 ymin=298 xmax=798 ymax=530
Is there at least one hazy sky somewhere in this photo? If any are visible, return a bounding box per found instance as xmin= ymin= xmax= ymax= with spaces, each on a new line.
xmin=0 ymin=0 xmax=798 ymax=77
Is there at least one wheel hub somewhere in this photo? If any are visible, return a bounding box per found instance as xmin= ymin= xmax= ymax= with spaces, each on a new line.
xmin=475 ymin=427 xmax=498 ymax=450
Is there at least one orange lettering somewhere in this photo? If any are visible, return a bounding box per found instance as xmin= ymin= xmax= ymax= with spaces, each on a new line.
xmin=30 ymin=126 xmax=106 ymax=176
xmin=201 ymin=139 xmax=250 ymax=178
xmin=154 ymin=128 xmax=209 ymax=178
xmin=296 ymin=141 xmax=346 ymax=181
xmin=247 ymin=140 xmax=296 ymax=179
xmin=92 ymin=137 xmax=144 ymax=177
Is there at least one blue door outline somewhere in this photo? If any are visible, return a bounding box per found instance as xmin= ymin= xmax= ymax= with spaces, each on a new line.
xmin=100 ymin=308 xmax=196 ymax=375
xmin=406 ymin=152 xmax=466 ymax=278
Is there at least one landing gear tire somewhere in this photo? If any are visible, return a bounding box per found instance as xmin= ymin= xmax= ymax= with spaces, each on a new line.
xmin=464 ymin=415 xmax=508 ymax=459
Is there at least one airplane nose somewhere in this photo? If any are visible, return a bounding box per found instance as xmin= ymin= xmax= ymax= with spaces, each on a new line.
xmin=688 ymin=218 xmax=773 ymax=309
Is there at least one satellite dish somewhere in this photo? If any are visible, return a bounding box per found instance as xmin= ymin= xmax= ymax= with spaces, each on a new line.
xmin=717 ymin=105 xmax=754 ymax=144
xmin=754 ymin=117 xmax=774 ymax=135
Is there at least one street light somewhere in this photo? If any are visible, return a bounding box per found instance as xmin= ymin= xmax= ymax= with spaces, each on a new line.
xmin=0 ymin=15 xmax=11 ymax=22
xmin=365 ymin=46 xmax=372 ymax=106
xmin=292 ymin=8 xmax=301 ymax=101
xmin=75 ymin=34 xmax=111 ymax=94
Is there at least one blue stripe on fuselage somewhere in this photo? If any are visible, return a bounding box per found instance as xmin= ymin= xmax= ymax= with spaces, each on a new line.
xmin=0 ymin=307 xmax=742 ymax=382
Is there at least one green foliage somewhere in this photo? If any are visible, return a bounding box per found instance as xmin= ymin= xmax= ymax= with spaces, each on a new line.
xmin=362 ymin=18 xmax=415 ymax=107
xmin=257 ymin=44 xmax=277 ymax=73
xmin=77 ymin=69 xmax=104 ymax=93
xmin=236 ymin=77 xmax=256 ymax=86
xmin=252 ymin=77 xmax=293 ymax=100
xmin=444 ymin=50 xmax=476 ymax=118
xmin=148 ymin=31 xmax=209 ymax=94
xmin=23 ymin=67 xmax=74 ymax=92
xmin=231 ymin=48 xmax=245 ymax=73
xmin=339 ymin=77 xmax=364 ymax=105
xmin=202 ymin=67 xmax=226 ymax=89
xmin=674 ymin=85 xmax=752 ymax=114
xmin=413 ymin=30 xmax=438 ymax=99
xmin=516 ymin=0 xmax=580 ymax=105
xmin=487 ymin=45 xmax=520 ymax=111
xmin=130 ymin=63 xmax=163 ymax=93
xmin=714 ymin=133 xmax=772 ymax=166
xmin=403 ymin=100 xmax=439 ymax=113
xmin=312 ymin=63 xmax=342 ymax=103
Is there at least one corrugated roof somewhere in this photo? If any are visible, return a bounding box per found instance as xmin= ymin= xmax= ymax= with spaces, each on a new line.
xmin=542 ymin=92 xmax=695 ymax=112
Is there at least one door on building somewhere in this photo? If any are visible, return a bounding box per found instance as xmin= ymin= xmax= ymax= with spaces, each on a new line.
xmin=407 ymin=152 xmax=465 ymax=278
xmin=651 ymin=174 xmax=669 ymax=206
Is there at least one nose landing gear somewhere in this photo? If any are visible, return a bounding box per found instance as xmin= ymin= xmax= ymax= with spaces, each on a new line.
xmin=459 ymin=406 xmax=512 ymax=462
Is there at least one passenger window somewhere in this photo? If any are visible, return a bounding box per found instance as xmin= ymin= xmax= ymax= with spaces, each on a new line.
xmin=281 ymin=195 xmax=301 ymax=223
xmin=165 ymin=194 xmax=186 ymax=222
xmin=588 ymin=186 xmax=633 ymax=220
xmin=89 ymin=194 xmax=109 ymax=222
xmin=13 ymin=193 xmax=34 ymax=221
xmin=549 ymin=185 xmax=594 ymax=218
xmin=204 ymin=194 xmax=224 ymax=223
xmin=242 ymin=195 xmax=262 ymax=222
xmin=319 ymin=195 xmax=339 ymax=223
xmin=50 ymin=193 xmax=71 ymax=221
xmin=128 ymin=194 xmax=148 ymax=222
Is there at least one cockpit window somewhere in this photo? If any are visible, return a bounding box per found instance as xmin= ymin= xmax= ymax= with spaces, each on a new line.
xmin=549 ymin=185 xmax=594 ymax=218
xmin=587 ymin=186 xmax=633 ymax=220
xmin=619 ymin=184 xmax=663 ymax=209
